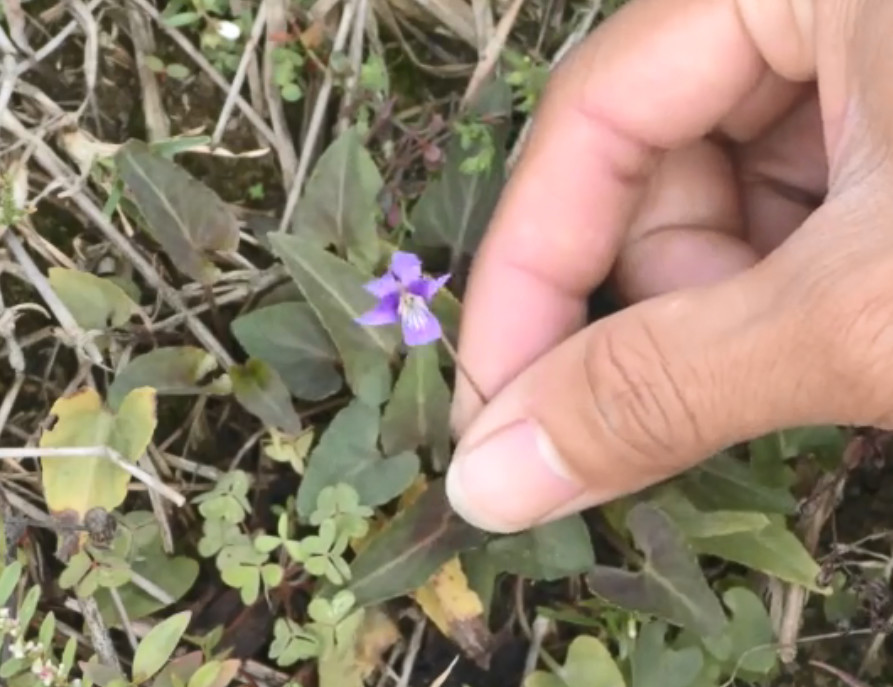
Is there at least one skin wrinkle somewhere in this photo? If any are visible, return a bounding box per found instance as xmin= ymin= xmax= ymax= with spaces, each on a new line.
xmin=445 ymin=0 xmax=893 ymax=534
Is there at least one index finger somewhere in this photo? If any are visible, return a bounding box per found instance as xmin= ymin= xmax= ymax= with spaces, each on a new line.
xmin=451 ymin=0 xmax=807 ymax=431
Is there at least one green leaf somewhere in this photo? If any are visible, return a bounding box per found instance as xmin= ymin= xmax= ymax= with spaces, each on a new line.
xmin=587 ymin=503 xmax=728 ymax=638
xmin=631 ymin=622 xmax=703 ymax=687
xmin=680 ymin=452 xmax=797 ymax=514
xmin=0 ymin=561 xmax=22 ymax=605
xmin=165 ymin=63 xmax=191 ymax=80
xmin=691 ymin=519 xmax=825 ymax=592
xmin=116 ymin=139 xmax=240 ymax=283
xmin=291 ymin=126 xmax=382 ymax=271
xmin=48 ymin=268 xmax=140 ymax=331
xmin=40 ymin=387 xmax=157 ymax=522
xmin=231 ymin=302 xmax=341 ymax=401
xmin=342 ymin=479 xmax=487 ymax=607
xmin=653 ymin=487 xmax=771 ymax=538
xmin=269 ymin=234 xmax=399 ymax=404
xmin=700 ymin=587 xmax=777 ymax=677
xmin=524 ymin=636 xmax=626 ymax=687
xmin=486 ymin=514 xmax=594 ymax=581
xmin=163 ymin=11 xmax=201 ymax=27
xmin=95 ymin=515 xmax=199 ymax=625
xmin=132 ymin=611 xmax=192 ymax=683
xmin=380 ymin=345 xmax=451 ymax=467
xmin=230 ymin=358 xmax=303 ymax=434
xmin=750 ymin=425 xmax=846 ymax=477
xmin=221 ymin=564 xmax=261 ymax=605
xmin=281 ymin=83 xmax=303 ymax=102
xmin=107 ymin=346 xmax=231 ymax=409
xmin=410 ymin=135 xmax=505 ymax=270
xmin=297 ymin=399 xmax=419 ymax=519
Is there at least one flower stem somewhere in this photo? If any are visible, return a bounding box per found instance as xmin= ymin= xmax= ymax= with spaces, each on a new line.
xmin=439 ymin=336 xmax=488 ymax=404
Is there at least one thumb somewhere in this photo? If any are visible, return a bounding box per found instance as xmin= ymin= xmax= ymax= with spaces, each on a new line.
xmin=444 ymin=241 xmax=848 ymax=534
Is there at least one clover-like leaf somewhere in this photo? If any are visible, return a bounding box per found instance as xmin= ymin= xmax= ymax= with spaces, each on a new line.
xmin=270 ymin=618 xmax=321 ymax=667
xmin=40 ymin=387 xmax=157 ymax=524
xmin=296 ymin=399 xmax=419 ymax=520
xmin=587 ymin=503 xmax=728 ymax=638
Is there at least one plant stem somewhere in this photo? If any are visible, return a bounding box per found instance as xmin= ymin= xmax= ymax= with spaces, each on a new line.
xmin=439 ymin=335 xmax=487 ymax=404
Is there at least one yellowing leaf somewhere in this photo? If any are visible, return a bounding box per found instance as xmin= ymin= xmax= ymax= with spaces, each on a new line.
xmin=40 ymin=388 xmax=157 ymax=522
xmin=354 ymin=607 xmax=400 ymax=679
xmin=413 ymin=557 xmax=493 ymax=667
xmin=48 ymin=268 xmax=140 ymax=331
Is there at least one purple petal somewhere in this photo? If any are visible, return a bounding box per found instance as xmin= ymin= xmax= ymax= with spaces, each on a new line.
xmin=363 ymin=273 xmax=400 ymax=297
xmin=401 ymin=306 xmax=442 ymax=346
xmin=389 ymin=251 xmax=422 ymax=284
xmin=408 ymin=273 xmax=450 ymax=301
xmin=355 ymin=294 xmax=399 ymax=326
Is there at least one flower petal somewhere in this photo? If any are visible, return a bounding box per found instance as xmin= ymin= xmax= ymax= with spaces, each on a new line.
xmin=409 ymin=273 xmax=451 ymax=301
xmin=389 ymin=251 xmax=422 ymax=284
xmin=355 ymin=294 xmax=399 ymax=326
xmin=401 ymin=306 xmax=442 ymax=346
xmin=363 ymin=273 xmax=400 ymax=297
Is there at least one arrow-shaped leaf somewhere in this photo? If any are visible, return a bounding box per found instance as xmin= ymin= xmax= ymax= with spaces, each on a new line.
xmin=291 ymin=126 xmax=382 ymax=271
xmin=587 ymin=503 xmax=728 ymax=638
xmin=344 ymin=479 xmax=487 ymax=607
xmin=381 ymin=345 xmax=451 ymax=468
xmin=116 ymin=140 xmax=239 ymax=283
xmin=269 ymin=234 xmax=399 ymax=405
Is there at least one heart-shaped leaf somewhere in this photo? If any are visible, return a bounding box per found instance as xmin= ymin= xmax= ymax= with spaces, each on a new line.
xmin=296 ymin=399 xmax=419 ymax=520
xmin=40 ymin=387 xmax=157 ymax=523
xmin=343 ymin=479 xmax=487 ymax=607
xmin=116 ymin=140 xmax=239 ymax=283
xmin=700 ymin=587 xmax=777 ymax=677
xmin=231 ymin=302 xmax=341 ymax=401
xmin=587 ymin=503 xmax=727 ymax=638
xmin=381 ymin=345 xmax=451 ymax=468
xmin=631 ymin=622 xmax=703 ymax=687
xmin=269 ymin=234 xmax=399 ymax=405
xmin=291 ymin=126 xmax=382 ymax=271
xmin=524 ymin=635 xmax=626 ymax=687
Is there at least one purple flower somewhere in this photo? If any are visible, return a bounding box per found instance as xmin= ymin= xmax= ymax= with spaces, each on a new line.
xmin=355 ymin=251 xmax=449 ymax=346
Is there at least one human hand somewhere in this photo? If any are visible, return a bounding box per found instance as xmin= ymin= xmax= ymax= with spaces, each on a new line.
xmin=445 ymin=0 xmax=893 ymax=533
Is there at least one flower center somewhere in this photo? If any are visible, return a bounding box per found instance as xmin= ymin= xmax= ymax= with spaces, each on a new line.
xmin=397 ymin=291 xmax=428 ymax=330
